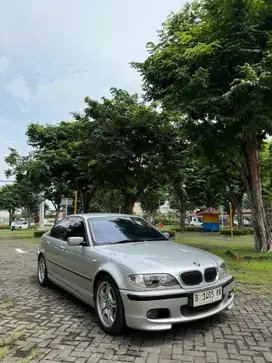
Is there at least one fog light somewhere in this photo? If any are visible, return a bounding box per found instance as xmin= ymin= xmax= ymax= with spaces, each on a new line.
xmin=146 ymin=309 xmax=170 ymax=319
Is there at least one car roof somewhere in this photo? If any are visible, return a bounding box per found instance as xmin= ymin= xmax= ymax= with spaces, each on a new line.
xmin=72 ymin=213 xmax=136 ymax=219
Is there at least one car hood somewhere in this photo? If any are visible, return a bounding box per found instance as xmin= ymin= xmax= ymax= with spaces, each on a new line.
xmin=97 ymin=240 xmax=222 ymax=274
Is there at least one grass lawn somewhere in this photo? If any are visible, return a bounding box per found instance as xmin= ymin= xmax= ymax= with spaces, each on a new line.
xmin=0 ymin=238 xmax=40 ymax=244
xmin=174 ymin=232 xmax=272 ymax=289
xmin=0 ymin=229 xmax=35 ymax=239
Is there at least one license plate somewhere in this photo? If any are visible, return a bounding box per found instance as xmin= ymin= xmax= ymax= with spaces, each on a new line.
xmin=193 ymin=287 xmax=222 ymax=307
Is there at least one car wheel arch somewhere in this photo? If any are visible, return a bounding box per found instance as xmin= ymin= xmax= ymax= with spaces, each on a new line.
xmin=38 ymin=252 xmax=45 ymax=261
xmin=93 ymin=271 xmax=119 ymax=290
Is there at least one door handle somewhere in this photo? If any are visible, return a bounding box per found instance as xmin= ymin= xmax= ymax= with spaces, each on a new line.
xmin=46 ymin=241 xmax=51 ymax=246
xmin=60 ymin=246 xmax=66 ymax=251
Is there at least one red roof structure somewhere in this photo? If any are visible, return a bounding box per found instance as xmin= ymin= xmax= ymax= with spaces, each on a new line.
xmin=197 ymin=207 xmax=219 ymax=215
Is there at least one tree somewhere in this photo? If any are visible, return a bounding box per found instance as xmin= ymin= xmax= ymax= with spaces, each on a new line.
xmin=43 ymin=180 xmax=71 ymax=224
xmin=5 ymin=149 xmax=42 ymax=227
xmin=0 ymin=184 xmax=21 ymax=226
xmin=261 ymin=141 xmax=272 ymax=228
xmin=88 ymin=187 xmax=125 ymax=213
xmin=139 ymin=185 xmax=168 ymax=222
xmin=74 ymin=88 xmax=179 ymax=213
xmin=133 ymin=0 xmax=272 ymax=251
xmin=26 ymin=122 xmax=98 ymax=213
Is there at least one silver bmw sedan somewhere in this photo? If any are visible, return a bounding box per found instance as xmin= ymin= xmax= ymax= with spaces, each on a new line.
xmin=37 ymin=213 xmax=234 ymax=334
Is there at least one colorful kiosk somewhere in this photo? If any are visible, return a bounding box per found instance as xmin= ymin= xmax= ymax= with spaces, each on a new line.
xmin=199 ymin=207 xmax=220 ymax=232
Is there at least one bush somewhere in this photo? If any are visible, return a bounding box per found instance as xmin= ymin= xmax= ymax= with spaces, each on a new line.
xmin=154 ymin=218 xmax=179 ymax=225
xmin=168 ymin=230 xmax=176 ymax=238
xmin=221 ymin=228 xmax=254 ymax=236
xmin=34 ymin=230 xmax=48 ymax=238
xmin=0 ymin=226 xmax=10 ymax=230
xmin=170 ymin=226 xmax=203 ymax=232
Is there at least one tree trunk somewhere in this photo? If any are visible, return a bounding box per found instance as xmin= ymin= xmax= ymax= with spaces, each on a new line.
xmin=229 ymin=200 xmax=236 ymax=228
xmin=27 ymin=206 xmax=31 ymax=230
xmin=236 ymin=203 xmax=244 ymax=229
xmin=173 ymin=185 xmax=186 ymax=230
xmin=125 ymin=200 xmax=135 ymax=214
xmin=179 ymin=205 xmax=186 ymax=229
xmin=54 ymin=207 xmax=60 ymax=226
xmin=264 ymin=201 xmax=272 ymax=230
xmin=122 ymin=192 xmax=137 ymax=214
xmin=80 ymin=189 xmax=90 ymax=213
xmin=241 ymin=137 xmax=272 ymax=252
xmin=8 ymin=210 xmax=12 ymax=227
xmin=233 ymin=196 xmax=244 ymax=229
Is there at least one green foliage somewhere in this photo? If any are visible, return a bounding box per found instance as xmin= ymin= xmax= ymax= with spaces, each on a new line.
xmin=88 ymin=187 xmax=125 ymax=213
xmin=5 ymin=150 xmax=42 ymax=225
xmin=182 ymin=226 xmax=203 ymax=232
xmin=261 ymin=141 xmax=272 ymax=211
xmin=23 ymin=89 xmax=183 ymax=215
xmin=34 ymin=230 xmax=48 ymax=238
xmin=26 ymin=122 xmax=87 ymax=212
xmin=133 ymin=0 xmax=272 ymax=251
xmin=73 ymin=88 xmax=180 ymax=213
xmin=139 ymin=186 xmax=168 ymax=219
xmin=221 ymin=228 xmax=254 ymax=236
xmin=134 ymin=0 xmax=272 ymax=134
xmin=0 ymin=184 xmax=21 ymax=225
xmin=153 ymin=218 xmax=179 ymax=225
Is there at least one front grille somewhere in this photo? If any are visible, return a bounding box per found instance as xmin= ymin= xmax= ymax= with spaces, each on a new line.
xmin=204 ymin=267 xmax=217 ymax=283
xmin=181 ymin=270 xmax=203 ymax=286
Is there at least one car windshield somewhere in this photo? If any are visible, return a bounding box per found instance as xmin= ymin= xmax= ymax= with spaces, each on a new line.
xmin=88 ymin=216 xmax=168 ymax=245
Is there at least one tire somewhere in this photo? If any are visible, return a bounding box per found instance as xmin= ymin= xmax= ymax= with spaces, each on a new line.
xmin=94 ymin=275 xmax=126 ymax=335
xmin=38 ymin=255 xmax=49 ymax=287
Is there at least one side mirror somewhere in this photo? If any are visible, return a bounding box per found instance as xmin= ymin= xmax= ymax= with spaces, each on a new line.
xmin=163 ymin=232 xmax=170 ymax=239
xmin=67 ymin=236 xmax=84 ymax=246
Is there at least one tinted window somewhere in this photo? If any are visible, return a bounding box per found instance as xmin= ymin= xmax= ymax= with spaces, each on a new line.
xmin=88 ymin=216 xmax=167 ymax=245
xmin=50 ymin=218 xmax=71 ymax=241
xmin=68 ymin=217 xmax=87 ymax=242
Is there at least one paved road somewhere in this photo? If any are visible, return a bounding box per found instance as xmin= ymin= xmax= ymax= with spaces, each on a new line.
xmin=0 ymin=242 xmax=271 ymax=363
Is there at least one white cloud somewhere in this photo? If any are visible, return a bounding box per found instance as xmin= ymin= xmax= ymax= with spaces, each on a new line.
xmin=6 ymin=76 xmax=32 ymax=102
xmin=0 ymin=56 xmax=8 ymax=75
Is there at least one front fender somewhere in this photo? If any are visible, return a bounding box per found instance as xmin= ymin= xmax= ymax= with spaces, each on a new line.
xmin=94 ymin=261 xmax=134 ymax=290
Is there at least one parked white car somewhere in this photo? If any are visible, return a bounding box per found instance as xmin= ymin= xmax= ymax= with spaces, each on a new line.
xmin=11 ymin=221 xmax=29 ymax=230
xmin=233 ymin=220 xmax=251 ymax=227
xmin=190 ymin=220 xmax=203 ymax=227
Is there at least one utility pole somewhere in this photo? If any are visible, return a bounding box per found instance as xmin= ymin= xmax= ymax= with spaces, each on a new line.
xmin=221 ymin=205 xmax=224 ymax=232
xmin=74 ymin=191 xmax=78 ymax=214
xmin=229 ymin=202 xmax=233 ymax=238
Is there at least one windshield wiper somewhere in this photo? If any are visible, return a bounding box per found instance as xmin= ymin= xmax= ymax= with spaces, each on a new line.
xmin=113 ymin=239 xmax=142 ymax=244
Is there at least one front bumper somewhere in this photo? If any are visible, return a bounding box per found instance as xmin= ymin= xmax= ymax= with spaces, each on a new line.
xmin=120 ymin=276 xmax=234 ymax=331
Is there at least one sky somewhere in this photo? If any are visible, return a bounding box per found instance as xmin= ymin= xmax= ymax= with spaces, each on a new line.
xmin=0 ymin=0 xmax=186 ymax=181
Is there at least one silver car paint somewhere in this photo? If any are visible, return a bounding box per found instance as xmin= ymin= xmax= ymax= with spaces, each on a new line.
xmin=37 ymin=213 xmax=234 ymax=331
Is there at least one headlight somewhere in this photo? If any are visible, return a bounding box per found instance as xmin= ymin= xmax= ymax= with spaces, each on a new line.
xmin=128 ymin=274 xmax=179 ymax=288
xmin=219 ymin=262 xmax=228 ymax=278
